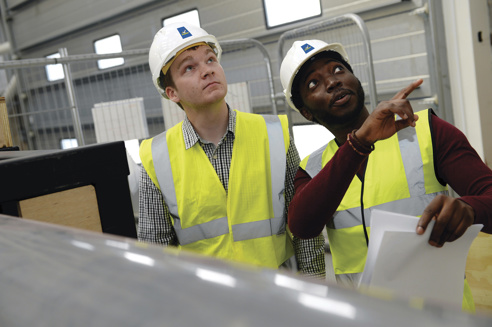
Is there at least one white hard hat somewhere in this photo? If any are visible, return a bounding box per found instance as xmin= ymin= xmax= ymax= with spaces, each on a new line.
xmin=280 ymin=40 xmax=350 ymax=112
xmin=148 ymin=22 xmax=222 ymax=99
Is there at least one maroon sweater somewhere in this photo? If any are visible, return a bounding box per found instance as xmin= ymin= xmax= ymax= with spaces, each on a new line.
xmin=289 ymin=114 xmax=492 ymax=238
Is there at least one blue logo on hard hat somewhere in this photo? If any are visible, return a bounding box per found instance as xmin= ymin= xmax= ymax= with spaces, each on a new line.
xmin=177 ymin=27 xmax=192 ymax=39
xmin=301 ymin=43 xmax=314 ymax=54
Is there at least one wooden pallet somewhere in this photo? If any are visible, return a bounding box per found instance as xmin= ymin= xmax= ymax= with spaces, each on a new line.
xmin=0 ymin=97 xmax=13 ymax=148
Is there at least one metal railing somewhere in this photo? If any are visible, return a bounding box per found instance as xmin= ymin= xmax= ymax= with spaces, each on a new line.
xmin=0 ymin=39 xmax=276 ymax=150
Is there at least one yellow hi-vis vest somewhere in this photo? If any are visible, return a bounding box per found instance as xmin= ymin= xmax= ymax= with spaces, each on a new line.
xmin=140 ymin=110 xmax=294 ymax=269
xmin=300 ymin=109 xmax=474 ymax=311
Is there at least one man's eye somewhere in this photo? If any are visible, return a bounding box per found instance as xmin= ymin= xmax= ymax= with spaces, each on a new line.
xmin=207 ymin=57 xmax=214 ymax=63
xmin=185 ymin=66 xmax=193 ymax=72
xmin=308 ymin=80 xmax=317 ymax=89
xmin=334 ymin=66 xmax=343 ymax=73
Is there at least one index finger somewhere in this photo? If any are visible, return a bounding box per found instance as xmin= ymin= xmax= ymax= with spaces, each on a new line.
xmin=391 ymin=79 xmax=423 ymax=100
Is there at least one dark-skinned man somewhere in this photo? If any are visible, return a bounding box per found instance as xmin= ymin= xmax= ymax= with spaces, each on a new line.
xmin=280 ymin=39 xmax=492 ymax=312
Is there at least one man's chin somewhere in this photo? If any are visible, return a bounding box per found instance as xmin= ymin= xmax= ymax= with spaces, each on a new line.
xmin=319 ymin=105 xmax=362 ymax=125
xmin=204 ymin=87 xmax=227 ymax=101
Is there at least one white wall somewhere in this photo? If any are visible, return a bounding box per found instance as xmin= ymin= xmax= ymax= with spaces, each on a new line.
xmin=442 ymin=0 xmax=492 ymax=166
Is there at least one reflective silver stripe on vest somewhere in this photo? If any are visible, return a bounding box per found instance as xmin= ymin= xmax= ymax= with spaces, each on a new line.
xmin=232 ymin=216 xmax=285 ymax=242
xmin=263 ymin=115 xmax=287 ymax=221
xmin=152 ymin=132 xmax=179 ymax=217
xmin=397 ymin=126 xmax=425 ymax=197
xmin=328 ymin=190 xmax=448 ymax=229
xmin=304 ymin=144 xmax=328 ymax=178
xmin=151 ymin=115 xmax=287 ymax=245
xmin=174 ymin=216 xmax=229 ymax=245
xmin=335 ymin=272 xmax=362 ymax=287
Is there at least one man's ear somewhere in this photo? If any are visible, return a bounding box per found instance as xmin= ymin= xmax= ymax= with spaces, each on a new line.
xmin=299 ymin=108 xmax=314 ymax=122
xmin=165 ymin=86 xmax=180 ymax=104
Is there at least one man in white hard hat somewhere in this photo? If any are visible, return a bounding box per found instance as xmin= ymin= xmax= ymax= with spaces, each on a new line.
xmin=280 ymin=39 xmax=492 ymax=311
xmin=138 ymin=23 xmax=325 ymax=278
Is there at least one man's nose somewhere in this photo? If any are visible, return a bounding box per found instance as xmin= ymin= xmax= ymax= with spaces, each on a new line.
xmin=326 ymin=76 xmax=341 ymax=92
xmin=201 ymin=64 xmax=214 ymax=78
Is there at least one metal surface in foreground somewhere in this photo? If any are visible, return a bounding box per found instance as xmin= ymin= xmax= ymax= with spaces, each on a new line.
xmin=0 ymin=214 xmax=491 ymax=327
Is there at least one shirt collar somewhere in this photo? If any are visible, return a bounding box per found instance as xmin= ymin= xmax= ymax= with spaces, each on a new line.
xmin=182 ymin=105 xmax=236 ymax=149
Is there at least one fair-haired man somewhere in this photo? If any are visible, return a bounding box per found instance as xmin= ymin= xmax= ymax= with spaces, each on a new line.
xmin=280 ymin=39 xmax=492 ymax=310
xmin=138 ymin=23 xmax=325 ymax=278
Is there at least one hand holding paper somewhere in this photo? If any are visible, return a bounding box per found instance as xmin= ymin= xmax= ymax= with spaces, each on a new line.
xmin=417 ymin=195 xmax=475 ymax=247
xmin=359 ymin=209 xmax=483 ymax=308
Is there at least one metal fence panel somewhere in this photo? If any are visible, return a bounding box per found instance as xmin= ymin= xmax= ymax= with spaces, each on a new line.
xmin=0 ymin=39 xmax=276 ymax=151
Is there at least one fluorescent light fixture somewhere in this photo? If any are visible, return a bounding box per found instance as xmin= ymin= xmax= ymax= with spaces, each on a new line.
xmin=94 ymin=34 xmax=124 ymax=69
xmin=60 ymin=138 xmax=78 ymax=149
xmin=263 ymin=0 xmax=321 ymax=28
xmin=163 ymin=9 xmax=200 ymax=27
xmin=46 ymin=52 xmax=64 ymax=81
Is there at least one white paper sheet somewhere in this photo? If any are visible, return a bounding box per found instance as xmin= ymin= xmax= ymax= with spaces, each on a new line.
xmin=359 ymin=209 xmax=483 ymax=307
